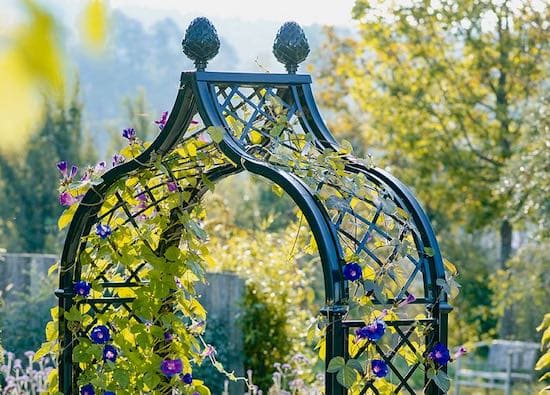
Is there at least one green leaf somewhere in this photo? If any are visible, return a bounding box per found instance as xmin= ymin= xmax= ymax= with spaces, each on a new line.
xmin=347 ymin=358 xmax=363 ymax=373
xmin=336 ymin=366 xmax=357 ymax=388
xmin=113 ymin=369 xmax=129 ymax=388
xmin=432 ymin=370 xmax=451 ymax=392
xmin=206 ymin=126 xmax=224 ymax=143
xmin=143 ymin=372 xmax=161 ymax=390
xmin=327 ymin=356 xmax=346 ymax=373
xmin=164 ymin=246 xmax=180 ymax=261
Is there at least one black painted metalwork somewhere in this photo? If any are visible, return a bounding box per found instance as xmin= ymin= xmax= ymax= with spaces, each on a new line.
xmin=273 ymin=21 xmax=310 ymax=73
xmin=56 ymin=18 xmax=450 ymax=395
xmin=182 ymin=17 xmax=221 ymax=71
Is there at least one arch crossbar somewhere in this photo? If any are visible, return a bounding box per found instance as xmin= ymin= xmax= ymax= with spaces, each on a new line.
xmin=56 ymin=71 xmax=449 ymax=395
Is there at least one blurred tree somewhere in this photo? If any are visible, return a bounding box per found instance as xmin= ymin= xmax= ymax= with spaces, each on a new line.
xmin=0 ymin=89 xmax=95 ymax=252
xmin=0 ymin=0 xmax=107 ymax=151
xmin=317 ymin=0 xmax=548 ymax=339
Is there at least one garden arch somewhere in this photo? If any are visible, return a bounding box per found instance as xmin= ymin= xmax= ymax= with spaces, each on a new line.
xmin=55 ymin=18 xmax=451 ymax=395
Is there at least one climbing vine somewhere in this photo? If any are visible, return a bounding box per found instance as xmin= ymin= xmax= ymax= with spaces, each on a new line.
xmin=38 ymin=90 xmax=462 ymax=394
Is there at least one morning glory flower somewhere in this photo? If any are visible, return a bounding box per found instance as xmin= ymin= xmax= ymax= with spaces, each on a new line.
xmin=103 ymin=345 xmax=118 ymax=363
xmin=94 ymin=161 xmax=107 ymax=174
xmin=73 ymin=281 xmax=91 ymax=297
xmin=112 ymin=153 xmax=125 ymax=167
xmin=398 ymin=293 xmax=416 ymax=307
xmin=453 ymin=345 xmax=468 ymax=360
xmin=167 ymin=181 xmax=178 ymax=192
xmin=59 ymin=191 xmax=79 ymax=207
xmin=371 ymin=359 xmax=388 ymax=378
xmin=154 ymin=111 xmax=169 ymax=129
xmin=343 ymin=262 xmax=362 ymax=281
xmin=122 ymin=128 xmax=137 ymax=142
xmin=57 ymin=160 xmax=67 ymax=175
xmin=356 ymin=319 xmax=386 ymax=342
xmin=95 ymin=223 xmax=112 ymax=239
xmin=80 ymin=384 xmax=95 ymax=395
xmin=181 ymin=373 xmax=193 ymax=385
xmin=160 ymin=359 xmax=183 ymax=377
xmin=428 ymin=342 xmax=451 ymax=366
xmin=57 ymin=161 xmax=78 ymax=185
xmin=90 ymin=325 xmax=111 ymax=344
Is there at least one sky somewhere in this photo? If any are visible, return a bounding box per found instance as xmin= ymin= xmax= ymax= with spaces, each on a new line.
xmin=2 ymin=0 xmax=357 ymax=30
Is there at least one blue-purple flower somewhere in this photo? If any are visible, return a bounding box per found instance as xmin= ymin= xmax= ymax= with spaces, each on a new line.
xmin=80 ymin=384 xmax=95 ymax=395
xmin=154 ymin=111 xmax=169 ymax=129
xmin=122 ymin=128 xmax=136 ymax=141
xmin=371 ymin=359 xmax=388 ymax=378
xmin=167 ymin=181 xmax=178 ymax=193
xmin=356 ymin=319 xmax=386 ymax=342
xmin=73 ymin=281 xmax=91 ymax=297
xmin=103 ymin=344 xmax=118 ymax=362
xmin=453 ymin=345 xmax=467 ymax=360
xmin=90 ymin=325 xmax=111 ymax=344
xmin=57 ymin=161 xmax=78 ymax=185
xmin=112 ymin=153 xmax=125 ymax=167
xmin=398 ymin=293 xmax=416 ymax=307
xmin=343 ymin=263 xmax=362 ymax=281
xmin=160 ymin=358 xmax=183 ymax=377
xmin=95 ymin=223 xmax=112 ymax=239
xmin=181 ymin=373 xmax=193 ymax=385
xmin=59 ymin=191 xmax=79 ymax=207
xmin=428 ymin=342 xmax=451 ymax=366
xmin=164 ymin=331 xmax=173 ymax=342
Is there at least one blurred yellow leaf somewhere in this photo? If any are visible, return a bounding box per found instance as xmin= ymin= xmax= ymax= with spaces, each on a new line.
xmin=81 ymin=0 xmax=107 ymax=50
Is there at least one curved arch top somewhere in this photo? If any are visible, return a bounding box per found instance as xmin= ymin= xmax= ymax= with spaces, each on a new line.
xmin=56 ymin=70 xmax=450 ymax=395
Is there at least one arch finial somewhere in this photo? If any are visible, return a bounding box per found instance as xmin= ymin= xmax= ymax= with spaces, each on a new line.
xmin=273 ymin=21 xmax=310 ymax=74
xmin=182 ymin=17 xmax=220 ymax=71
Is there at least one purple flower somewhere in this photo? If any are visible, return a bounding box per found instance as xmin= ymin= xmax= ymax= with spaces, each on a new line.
xmin=94 ymin=161 xmax=107 ymax=174
xmin=57 ymin=161 xmax=78 ymax=184
xmin=90 ymin=325 xmax=110 ymax=344
xmin=57 ymin=161 xmax=67 ymax=175
xmin=201 ymin=345 xmax=216 ymax=357
xmin=453 ymin=345 xmax=468 ymax=360
xmin=160 ymin=358 xmax=183 ymax=377
xmin=103 ymin=344 xmax=118 ymax=362
xmin=343 ymin=263 xmax=362 ymax=281
xmin=398 ymin=293 xmax=416 ymax=307
xmin=73 ymin=281 xmax=91 ymax=297
xmin=164 ymin=331 xmax=173 ymax=342
xmin=122 ymin=128 xmax=136 ymax=141
xmin=59 ymin=191 xmax=79 ymax=207
xmin=371 ymin=359 xmax=388 ymax=378
xmin=356 ymin=319 xmax=386 ymax=342
xmin=167 ymin=181 xmax=178 ymax=192
xmin=182 ymin=373 xmax=193 ymax=385
xmin=428 ymin=342 xmax=451 ymax=366
xmin=95 ymin=223 xmax=112 ymax=239
xmin=80 ymin=384 xmax=95 ymax=395
xmin=154 ymin=111 xmax=169 ymax=130
xmin=112 ymin=153 xmax=125 ymax=167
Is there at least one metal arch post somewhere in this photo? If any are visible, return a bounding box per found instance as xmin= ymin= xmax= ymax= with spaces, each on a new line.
xmin=190 ymin=72 xmax=348 ymax=394
xmin=56 ymin=78 xmax=201 ymax=394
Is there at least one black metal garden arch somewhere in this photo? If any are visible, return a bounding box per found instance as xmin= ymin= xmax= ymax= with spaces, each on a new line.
xmin=55 ymin=18 xmax=451 ymax=395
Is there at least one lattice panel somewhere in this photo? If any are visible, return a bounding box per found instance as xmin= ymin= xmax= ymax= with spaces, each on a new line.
xmin=344 ymin=319 xmax=437 ymax=394
xmin=212 ymin=83 xmax=430 ymax=306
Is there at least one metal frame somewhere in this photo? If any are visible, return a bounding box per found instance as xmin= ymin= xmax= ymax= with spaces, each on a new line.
xmin=56 ymin=19 xmax=450 ymax=395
